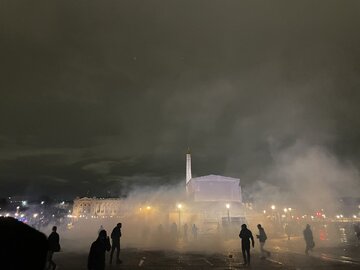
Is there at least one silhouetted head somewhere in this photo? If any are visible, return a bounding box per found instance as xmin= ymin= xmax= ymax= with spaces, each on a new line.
xmin=0 ymin=217 xmax=47 ymax=269
xmin=306 ymin=224 xmax=311 ymax=229
xmin=52 ymin=226 xmax=57 ymax=232
xmin=241 ymin=224 xmax=247 ymax=229
xmin=117 ymin=223 xmax=122 ymax=228
xmin=257 ymin=224 xmax=262 ymax=229
xmin=98 ymin=229 xmax=107 ymax=240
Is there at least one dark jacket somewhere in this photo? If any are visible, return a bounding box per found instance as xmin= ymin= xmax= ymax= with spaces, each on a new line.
xmin=111 ymin=227 xmax=121 ymax=244
xmin=239 ymin=228 xmax=255 ymax=246
xmin=88 ymin=237 xmax=111 ymax=270
xmin=48 ymin=231 xmax=60 ymax=252
xmin=303 ymin=227 xmax=313 ymax=243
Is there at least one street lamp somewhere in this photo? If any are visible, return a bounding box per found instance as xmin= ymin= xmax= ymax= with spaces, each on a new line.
xmin=226 ymin=203 xmax=230 ymax=223
xmin=177 ymin=204 xmax=182 ymax=235
xmin=271 ymin=205 xmax=276 ymax=210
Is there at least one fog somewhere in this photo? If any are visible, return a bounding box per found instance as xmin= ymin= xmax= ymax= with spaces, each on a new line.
xmin=247 ymin=140 xmax=360 ymax=213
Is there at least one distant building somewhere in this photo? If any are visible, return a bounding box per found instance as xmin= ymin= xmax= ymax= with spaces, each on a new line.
xmin=72 ymin=197 xmax=122 ymax=217
xmin=185 ymin=149 xmax=242 ymax=203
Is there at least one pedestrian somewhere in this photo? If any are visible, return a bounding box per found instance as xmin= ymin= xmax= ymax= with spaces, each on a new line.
xmin=239 ymin=224 xmax=255 ymax=266
xmin=256 ymin=224 xmax=271 ymax=258
xmin=88 ymin=229 xmax=111 ymax=270
xmin=183 ymin=223 xmax=188 ymax=240
xmin=303 ymin=224 xmax=315 ymax=255
xmin=192 ymin=224 xmax=198 ymax=240
xmin=46 ymin=226 xmax=60 ymax=270
xmin=354 ymin=224 xmax=360 ymax=241
xmin=110 ymin=223 xmax=122 ymax=264
xmin=171 ymin=222 xmax=178 ymax=240
xmin=0 ymin=217 xmax=48 ymax=270
xmin=98 ymin=225 xmax=104 ymax=235
xmin=158 ymin=223 xmax=163 ymax=237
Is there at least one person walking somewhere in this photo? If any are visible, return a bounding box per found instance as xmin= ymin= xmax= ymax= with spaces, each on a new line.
xmin=256 ymin=224 xmax=271 ymax=258
xmin=110 ymin=223 xmax=122 ymax=264
xmin=303 ymin=224 xmax=315 ymax=255
xmin=88 ymin=230 xmax=111 ymax=270
xmin=239 ymin=224 xmax=254 ymax=266
xmin=183 ymin=223 xmax=188 ymax=241
xmin=46 ymin=226 xmax=60 ymax=270
xmin=192 ymin=224 xmax=198 ymax=240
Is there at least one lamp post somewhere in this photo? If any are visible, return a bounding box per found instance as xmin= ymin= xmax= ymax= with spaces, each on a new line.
xmin=226 ymin=203 xmax=230 ymax=223
xmin=177 ymin=204 xmax=182 ymax=234
xmin=271 ymin=205 xmax=277 ymax=224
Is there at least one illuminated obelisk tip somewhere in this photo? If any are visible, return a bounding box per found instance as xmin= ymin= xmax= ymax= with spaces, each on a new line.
xmin=186 ymin=147 xmax=192 ymax=192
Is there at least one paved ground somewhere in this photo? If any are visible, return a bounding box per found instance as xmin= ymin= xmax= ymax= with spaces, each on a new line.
xmin=53 ymin=238 xmax=360 ymax=270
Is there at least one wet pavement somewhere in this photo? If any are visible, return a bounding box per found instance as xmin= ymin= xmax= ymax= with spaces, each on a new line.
xmin=55 ymin=241 xmax=360 ymax=270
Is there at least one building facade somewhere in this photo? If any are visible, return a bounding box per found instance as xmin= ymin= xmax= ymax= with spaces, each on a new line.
xmin=72 ymin=197 xmax=122 ymax=217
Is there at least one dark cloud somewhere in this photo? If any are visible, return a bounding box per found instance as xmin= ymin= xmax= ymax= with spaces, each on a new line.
xmin=1 ymin=1 xmax=360 ymax=198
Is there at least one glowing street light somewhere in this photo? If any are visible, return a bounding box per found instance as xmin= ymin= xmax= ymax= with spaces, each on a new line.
xmin=146 ymin=206 xmax=151 ymax=210
xmin=177 ymin=204 xmax=182 ymax=234
xmin=271 ymin=205 xmax=276 ymax=210
xmin=283 ymin=208 xmax=288 ymax=213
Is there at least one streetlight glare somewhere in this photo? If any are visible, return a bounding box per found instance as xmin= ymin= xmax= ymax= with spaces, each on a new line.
xmin=226 ymin=203 xmax=230 ymax=209
xmin=177 ymin=204 xmax=182 ymax=209
xmin=271 ymin=205 xmax=276 ymax=210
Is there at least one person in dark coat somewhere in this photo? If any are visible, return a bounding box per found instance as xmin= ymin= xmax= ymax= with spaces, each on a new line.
xmin=303 ymin=224 xmax=315 ymax=255
xmin=239 ymin=224 xmax=255 ymax=266
xmin=256 ymin=224 xmax=271 ymax=258
xmin=192 ymin=224 xmax=198 ymax=240
xmin=88 ymin=229 xmax=111 ymax=270
xmin=47 ymin=226 xmax=60 ymax=270
xmin=110 ymin=223 xmax=122 ymax=264
xmin=0 ymin=217 xmax=48 ymax=270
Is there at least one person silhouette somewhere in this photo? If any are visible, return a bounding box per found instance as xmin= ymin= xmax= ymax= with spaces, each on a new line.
xmin=171 ymin=222 xmax=178 ymax=240
xmin=46 ymin=226 xmax=60 ymax=270
xmin=110 ymin=223 xmax=122 ymax=264
xmin=88 ymin=229 xmax=111 ymax=270
xmin=192 ymin=224 xmax=198 ymax=240
xmin=0 ymin=217 xmax=48 ymax=270
xmin=239 ymin=224 xmax=255 ymax=266
xmin=183 ymin=223 xmax=188 ymax=241
xmin=256 ymin=224 xmax=270 ymax=259
xmin=303 ymin=224 xmax=315 ymax=255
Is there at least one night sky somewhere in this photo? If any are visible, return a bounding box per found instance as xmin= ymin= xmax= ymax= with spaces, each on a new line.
xmin=1 ymin=1 xmax=360 ymax=199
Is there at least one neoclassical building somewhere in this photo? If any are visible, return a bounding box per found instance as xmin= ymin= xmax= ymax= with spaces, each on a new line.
xmin=72 ymin=197 xmax=122 ymax=217
xmin=185 ymin=149 xmax=242 ymax=203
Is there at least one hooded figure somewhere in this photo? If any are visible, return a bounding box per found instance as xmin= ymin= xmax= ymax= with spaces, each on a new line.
xmin=303 ymin=224 xmax=315 ymax=255
xmin=88 ymin=230 xmax=111 ymax=270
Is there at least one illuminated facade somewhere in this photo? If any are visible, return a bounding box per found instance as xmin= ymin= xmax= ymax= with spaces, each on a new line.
xmin=72 ymin=197 xmax=122 ymax=217
xmin=185 ymin=151 xmax=242 ymax=203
